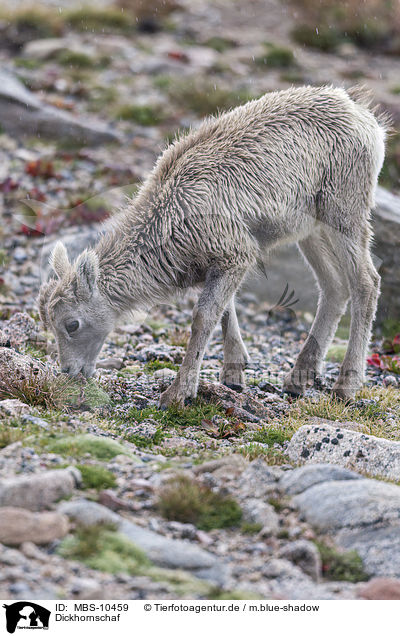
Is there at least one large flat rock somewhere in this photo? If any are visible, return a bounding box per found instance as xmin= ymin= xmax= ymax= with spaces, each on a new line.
xmin=279 ymin=463 xmax=361 ymax=495
xmin=59 ymin=499 xmax=227 ymax=584
xmin=293 ymin=478 xmax=400 ymax=531
xmin=0 ymin=468 xmax=81 ymax=511
xmin=286 ymin=424 xmax=400 ymax=481
xmin=0 ymin=70 xmax=120 ymax=146
xmin=293 ymin=478 xmax=400 ymax=577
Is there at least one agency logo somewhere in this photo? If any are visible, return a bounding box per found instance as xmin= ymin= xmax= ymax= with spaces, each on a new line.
xmin=2 ymin=603 xmax=50 ymax=634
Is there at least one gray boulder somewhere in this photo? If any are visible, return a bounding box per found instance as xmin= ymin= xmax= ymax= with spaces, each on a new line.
xmin=59 ymin=499 xmax=227 ymax=584
xmin=279 ymin=463 xmax=361 ymax=495
xmin=0 ymin=467 xmax=81 ymax=511
xmin=0 ymin=508 xmax=69 ymax=545
xmin=293 ymin=478 xmax=400 ymax=531
xmin=0 ymin=70 xmax=120 ymax=146
xmin=286 ymin=424 xmax=400 ymax=481
xmin=278 ymin=539 xmax=322 ymax=581
xmin=293 ymin=478 xmax=400 ymax=577
xmin=241 ymin=498 xmax=280 ymax=535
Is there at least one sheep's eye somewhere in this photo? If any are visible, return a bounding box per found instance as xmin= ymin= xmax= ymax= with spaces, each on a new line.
xmin=66 ymin=320 xmax=79 ymax=334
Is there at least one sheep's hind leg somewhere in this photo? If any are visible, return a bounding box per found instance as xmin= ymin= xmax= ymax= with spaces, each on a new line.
xmin=160 ymin=267 xmax=247 ymax=408
xmin=332 ymin=238 xmax=380 ymax=401
xmin=220 ymin=296 xmax=249 ymax=391
xmin=283 ymin=231 xmax=350 ymax=396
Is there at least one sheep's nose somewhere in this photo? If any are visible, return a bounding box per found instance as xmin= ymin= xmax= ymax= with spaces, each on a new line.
xmin=61 ymin=367 xmax=70 ymax=374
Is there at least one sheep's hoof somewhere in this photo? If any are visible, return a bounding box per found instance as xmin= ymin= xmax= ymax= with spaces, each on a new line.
xmin=159 ymin=382 xmax=196 ymax=408
xmin=331 ymin=384 xmax=356 ymax=403
xmin=282 ymin=368 xmax=318 ymax=397
xmin=220 ymin=367 xmax=245 ymax=392
xmin=222 ymin=382 xmax=244 ymax=393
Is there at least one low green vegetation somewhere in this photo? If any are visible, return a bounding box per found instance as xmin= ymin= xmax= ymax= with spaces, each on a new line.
xmin=0 ymin=6 xmax=64 ymax=39
xmin=288 ymin=387 xmax=400 ymax=441
xmin=326 ymin=344 xmax=347 ymax=363
xmin=14 ymin=58 xmax=43 ymax=70
xmin=0 ymin=425 xmax=26 ymax=449
xmin=58 ymin=525 xmax=150 ymax=575
xmin=0 ymin=364 xmax=110 ymax=411
xmin=251 ymin=424 xmax=294 ymax=446
xmin=235 ymin=442 xmax=289 ymax=465
xmin=291 ymin=24 xmax=340 ymax=52
xmin=158 ymin=474 xmax=243 ymax=530
xmin=315 ymin=540 xmax=369 ymax=582
xmin=144 ymin=360 xmax=179 ymax=374
xmin=64 ymin=7 xmax=135 ymax=33
xmin=45 ymin=433 xmax=132 ymax=461
xmin=241 ymin=522 xmax=263 ymax=534
xmin=116 ymin=105 xmax=164 ymax=126
xmin=125 ymin=400 xmax=226 ymax=429
xmin=77 ymin=464 xmax=117 ymax=490
xmin=124 ymin=427 xmax=165 ymax=449
xmin=204 ymin=36 xmax=236 ymax=52
xmin=57 ymin=50 xmax=110 ymax=69
xmin=158 ymin=77 xmax=256 ymax=117
xmin=288 ymin=0 xmax=400 ymax=53
xmin=256 ymin=44 xmax=295 ymax=68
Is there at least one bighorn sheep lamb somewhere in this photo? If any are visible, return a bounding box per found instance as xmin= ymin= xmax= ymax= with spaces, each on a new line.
xmin=39 ymin=85 xmax=387 ymax=406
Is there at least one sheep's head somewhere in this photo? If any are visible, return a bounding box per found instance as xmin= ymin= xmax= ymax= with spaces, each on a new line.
xmin=38 ymin=242 xmax=116 ymax=378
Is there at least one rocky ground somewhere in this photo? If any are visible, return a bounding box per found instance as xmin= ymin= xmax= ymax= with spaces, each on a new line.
xmin=0 ymin=0 xmax=400 ymax=601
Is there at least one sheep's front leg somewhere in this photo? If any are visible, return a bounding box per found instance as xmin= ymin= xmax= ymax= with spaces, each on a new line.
xmin=160 ymin=268 xmax=246 ymax=408
xmin=220 ymin=296 xmax=249 ymax=391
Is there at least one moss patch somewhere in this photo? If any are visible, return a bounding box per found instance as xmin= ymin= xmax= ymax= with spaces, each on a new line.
xmin=116 ymin=104 xmax=164 ymax=126
xmin=45 ymin=433 xmax=133 ymax=461
xmin=77 ymin=464 xmax=117 ymax=490
xmin=256 ymin=44 xmax=295 ymax=68
xmin=315 ymin=540 xmax=368 ymax=583
xmin=158 ymin=474 xmax=242 ymax=530
xmin=251 ymin=424 xmax=294 ymax=446
xmin=58 ymin=525 xmax=150 ymax=575
xmin=160 ymin=78 xmax=256 ymax=117
xmin=326 ymin=344 xmax=347 ymax=363
xmin=144 ymin=360 xmax=179 ymax=374
xmin=65 ymin=7 xmax=134 ymax=33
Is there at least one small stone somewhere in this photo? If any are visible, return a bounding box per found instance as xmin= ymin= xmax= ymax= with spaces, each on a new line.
xmin=278 ymin=540 xmax=322 ymax=581
xmin=241 ymin=498 xmax=279 ymax=535
xmin=0 ymin=507 xmax=69 ymax=545
xmin=358 ymin=578 xmax=400 ymax=600
xmin=96 ymin=357 xmax=124 ymax=370
xmin=153 ymin=368 xmax=177 ymax=380
xmin=0 ymin=399 xmax=31 ymax=417
xmin=237 ymin=459 xmax=281 ymax=498
xmin=0 ymin=467 xmax=81 ymax=510
xmin=383 ymin=375 xmax=398 ymax=387
xmin=279 ymin=463 xmax=360 ymax=495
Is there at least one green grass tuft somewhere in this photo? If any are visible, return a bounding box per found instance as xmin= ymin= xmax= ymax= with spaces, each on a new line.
xmin=326 ymin=344 xmax=347 ymax=363
xmin=58 ymin=525 xmax=150 ymax=575
xmin=256 ymin=44 xmax=295 ymax=68
xmin=45 ymin=433 xmax=132 ymax=461
xmin=77 ymin=464 xmax=117 ymax=490
xmin=315 ymin=540 xmax=369 ymax=582
xmin=158 ymin=474 xmax=242 ymax=530
xmin=144 ymin=360 xmax=179 ymax=374
xmin=116 ymin=104 xmax=164 ymax=126
xmin=65 ymin=7 xmax=134 ymax=33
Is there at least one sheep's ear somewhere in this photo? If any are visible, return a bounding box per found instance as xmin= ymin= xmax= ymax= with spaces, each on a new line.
xmin=75 ymin=249 xmax=99 ymax=295
xmin=49 ymin=242 xmax=70 ymax=278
